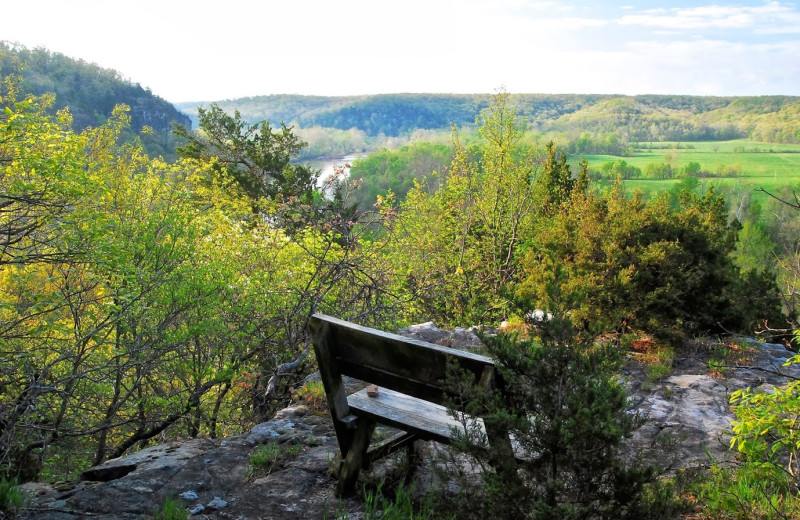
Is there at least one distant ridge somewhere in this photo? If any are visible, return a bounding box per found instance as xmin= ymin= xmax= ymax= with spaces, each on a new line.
xmin=178 ymin=92 xmax=800 ymax=144
xmin=0 ymin=41 xmax=191 ymax=159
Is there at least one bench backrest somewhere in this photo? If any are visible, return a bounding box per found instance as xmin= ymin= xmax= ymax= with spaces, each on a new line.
xmin=309 ymin=313 xmax=496 ymax=407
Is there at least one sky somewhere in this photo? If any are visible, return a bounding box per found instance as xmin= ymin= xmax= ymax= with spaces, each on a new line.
xmin=3 ymin=0 xmax=800 ymax=102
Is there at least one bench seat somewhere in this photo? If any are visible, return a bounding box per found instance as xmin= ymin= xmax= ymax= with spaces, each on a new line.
xmin=310 ymin=313 xmax=517 ymax=495
xmin=347 ymin=386 xmax=486 ymax=445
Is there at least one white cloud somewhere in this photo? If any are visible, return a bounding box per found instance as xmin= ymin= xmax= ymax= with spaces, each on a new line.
xmin=619 ymin=1 xmax=800 ymax=32
xmin=1 ymin=0 xmax=799 ymax=99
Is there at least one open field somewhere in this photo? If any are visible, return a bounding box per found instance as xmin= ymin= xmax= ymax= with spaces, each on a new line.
xmin=573 ymin=139 xmax=800 ymax=200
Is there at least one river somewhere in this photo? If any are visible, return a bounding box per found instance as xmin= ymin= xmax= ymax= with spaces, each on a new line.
xmin=309 ymin=154 xmax=361 ymax=191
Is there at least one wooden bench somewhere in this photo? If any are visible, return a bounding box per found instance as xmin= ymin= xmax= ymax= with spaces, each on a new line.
xmin=309 ymin=313 xmax=516 ymax=496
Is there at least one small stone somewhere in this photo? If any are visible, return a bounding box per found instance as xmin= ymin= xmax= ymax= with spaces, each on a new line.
xmin=179 ymin=490 xmax=199 ymax=500
xmin=207 ymin=496 xmax=228 ymax=509
xmin=366 ymin=384 xmax=379 ymax=397
xmin=189 ymin=504 xmax=205 ymax=515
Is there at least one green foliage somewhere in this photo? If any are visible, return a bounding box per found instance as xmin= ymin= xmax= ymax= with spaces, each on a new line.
xmin=730 ymin=354 xmax=800 ymax=487
xmin=445 ymin=309 xmax=685 ymax=519
xmin=387 ymin=91 xmax=783 ymax=338
xmin=0 ymin=62 xmax=792 ymax=517
xmin=323 ymin=481 xmax=450 ymax=520
xmin=519 ymin=179 xmax=782 ymax=341
xmin=0 ymin=41 xmax=190 ymax=160
xmin=174 ymin=103 xmax=317 ymax=203
xmin=535 ymin=141 xmax=575 ymax=215
xmin=362 ymin=481 xmax=449 ymax=520
xmin=733 ymin=220 xmax=776 ymax=274
xmin=180 ymin=92 xmax=800 ymax=146
xmin=582 ymin=140 xmax=800 ymax=205
xmin=682 ymin=161 xmax=703 ymax=177
xmin=599 ymin=159 xmax=641 ymax=180
xmin=690 ymin=349 xmax=800 ymax=519
xmin=392 ymin=91 xmax=538 ymax=324
xmin=0 ymin=64 xmax=397 ymax=482
xmin=694 ymin=462 xmax=800 ymax=519
xmin=153 ymin=496 xmax=189 ymax=520
xmin=348 ymin=142 xmax=453 ymax=210
xmin=642 ymin=161 xmax=674 ymax=179
xmin=0 ymin=477 xmax=25 ymax=516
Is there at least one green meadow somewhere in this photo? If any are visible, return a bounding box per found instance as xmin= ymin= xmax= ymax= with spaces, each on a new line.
xmin=575 ymin=139 xmax=800 ymax=200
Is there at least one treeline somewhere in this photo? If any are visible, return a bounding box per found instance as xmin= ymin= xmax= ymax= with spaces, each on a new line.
xmin=0 ymin=42 xmax=191 ymax=160
xmin=181 ymin=92 xmax=800 ymax=155
xmin=590 ymin=159 xmax=737 ymax=180
xmin=347 ymin=142 xmax=454 ymax=209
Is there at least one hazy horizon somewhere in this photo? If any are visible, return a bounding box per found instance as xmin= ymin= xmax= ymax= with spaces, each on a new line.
xmin=4 ymin=1 xmax=799 ymax=103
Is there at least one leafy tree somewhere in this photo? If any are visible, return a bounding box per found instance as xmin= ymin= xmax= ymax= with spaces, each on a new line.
xmin=0 ymin=73 xmax=93 ymax=267
xmin=535 ymin=141 xmax=573 ymax=215
xmin=174 ymin=104 xmax=317 ymax=204
xmin=642 ymin=162 xmax=673 ymax=179
xmin=348 ymin=142 xmax=453 ymax=210
xmin=600 ymin=160 xmax=641 ymax=180
xmin=733 ymin=220 xmax=777 ymax=274
xmin=681 ymin=161 xmax=702 ymax=177
xmin=519 ymin=181 xmax=782 ymax=341
xmin=0 ymin=62 xmax=401 ymax=481
xmin=446 ymin=303 xmax=685 ymax=519
xmin=392 ymin=91 xmax=538 ymax=324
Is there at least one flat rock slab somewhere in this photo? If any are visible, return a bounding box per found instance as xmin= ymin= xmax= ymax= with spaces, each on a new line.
xmin=17 ymin=335 xmax=800 ymax=519
xmin=625 ymin=340 xmax=800 ymax=470
xmin=19 ymin=406 xmax=356 ymax=520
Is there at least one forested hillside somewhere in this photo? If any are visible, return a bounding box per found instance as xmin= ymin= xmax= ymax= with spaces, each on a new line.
xmin=178 ymin=92 xmax=800 ymax=155
xmin=0 ymin=42 xmax=191 ymax=159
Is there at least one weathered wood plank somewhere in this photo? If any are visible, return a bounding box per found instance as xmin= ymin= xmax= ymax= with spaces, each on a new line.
xmin=336 ymin=361 xmax=455 ymax=406
xmin=309 ymin=318 xmax=356 ymax=456
xmin=348 ymin=387 xmax=487 ymax=446
xmin=309 ymin=314 xmax=521 ymax=496
xmin=365 ymin=430 xmax=417 ymax=466
xmin=314 ymin=314 xmax=493 ymax=364
xmin=313 ymin=314 xmax=495 ymax=392
xmin=337 ymin=418 xmax=376 ymax=496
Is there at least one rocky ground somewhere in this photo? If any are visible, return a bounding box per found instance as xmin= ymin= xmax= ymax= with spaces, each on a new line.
xmin=16 ymin=327 xmax=800 ymax=520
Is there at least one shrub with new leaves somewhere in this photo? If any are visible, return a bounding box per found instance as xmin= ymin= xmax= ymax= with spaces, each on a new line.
xmin=518 ymin=180 xmax=783 ymax=341
xmin=443 ymin=293 xmax=686 ymax=519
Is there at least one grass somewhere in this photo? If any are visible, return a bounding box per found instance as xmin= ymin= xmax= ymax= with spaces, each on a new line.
xmin=692 ymin=463 xmax=800 ymax=520
xmin=573 ymin=139 xmax=800 ymax=202
xmin=323 ymin=480 xmax=452 ymax=520
xmin=0 ymin=477 xmax=25 ymax=517
xmin=154 ymin=496 xmax=188 ymax=520
xmin=247 ymin=441 xmax=303 ymax=479
xmin=250 ymin=442 xmax=282 ymax=469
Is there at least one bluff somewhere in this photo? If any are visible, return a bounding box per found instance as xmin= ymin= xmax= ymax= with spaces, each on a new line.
xmin=0 ymin=42 xmax=191 ymax=159
xmin=17 ymin=326 xmax=800 ymax=519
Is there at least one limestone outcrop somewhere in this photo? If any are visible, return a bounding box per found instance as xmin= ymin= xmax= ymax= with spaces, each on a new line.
xmin=17 ymin=329 xmax=799 ymax=520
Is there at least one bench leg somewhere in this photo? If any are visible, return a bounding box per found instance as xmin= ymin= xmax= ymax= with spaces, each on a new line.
xmin=485 ymin=419 xmax=519 ymax=490
xmin=336 ymin=418 xmax=376 ymax=497
xmin=403 ymin=439 xmax=423 ymax=484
